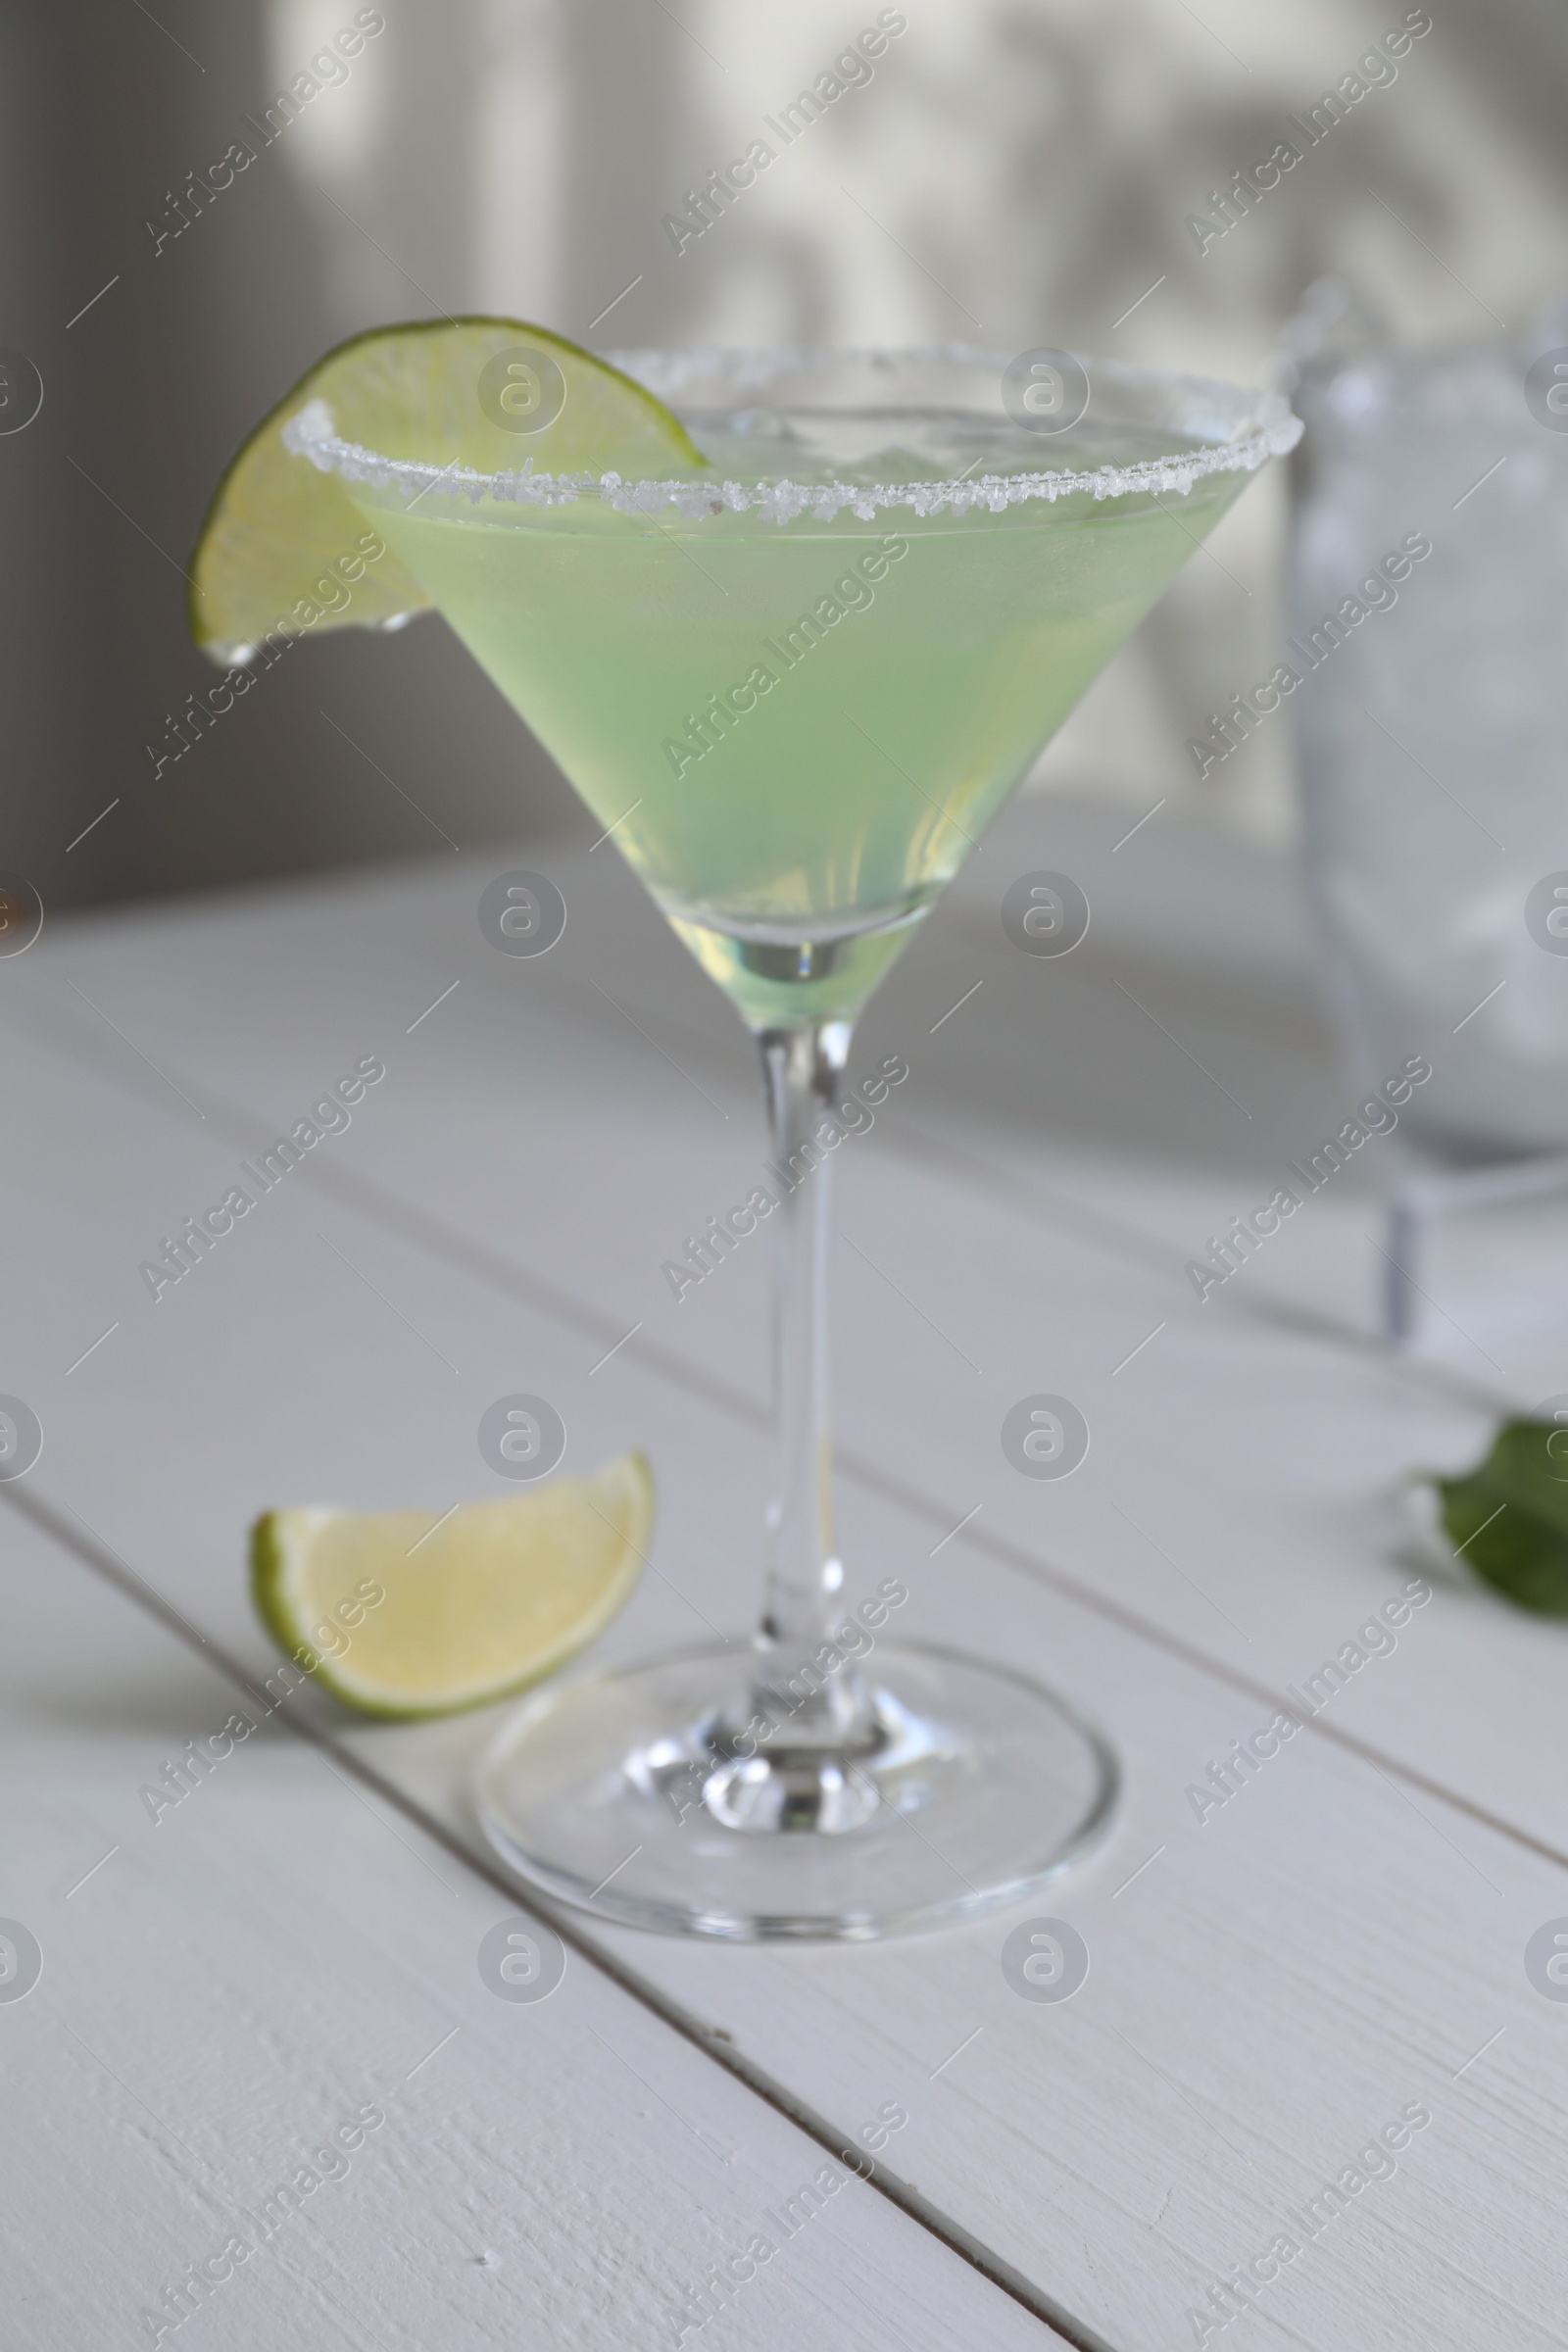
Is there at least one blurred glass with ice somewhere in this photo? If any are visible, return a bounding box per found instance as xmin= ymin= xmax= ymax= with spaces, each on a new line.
xmin=1287 ymin=279 xmax=1568 ymax=1163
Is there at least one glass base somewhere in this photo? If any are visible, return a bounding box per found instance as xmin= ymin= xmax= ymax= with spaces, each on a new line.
xmin=476 ymin=1640 xmax=1119 ymax=1942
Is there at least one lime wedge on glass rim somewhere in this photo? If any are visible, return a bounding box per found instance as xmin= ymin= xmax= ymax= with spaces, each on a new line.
xmin=251 ymin=1453 xmax=654 ymax=1719
xmin=189 ymin=318 xmax=705 ymax=662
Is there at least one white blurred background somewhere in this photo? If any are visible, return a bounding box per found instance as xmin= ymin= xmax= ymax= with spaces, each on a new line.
xmin=4 ymin=0 xmax=1566 ymax=908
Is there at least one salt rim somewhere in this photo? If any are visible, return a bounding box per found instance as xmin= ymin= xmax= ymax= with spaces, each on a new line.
xmin=280 ymin=358 xmax=1302 ymax=526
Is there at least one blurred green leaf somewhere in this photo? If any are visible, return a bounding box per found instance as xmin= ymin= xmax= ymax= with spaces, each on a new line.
xmin=1433 ymin=1419 xmax=1568 ymax=1616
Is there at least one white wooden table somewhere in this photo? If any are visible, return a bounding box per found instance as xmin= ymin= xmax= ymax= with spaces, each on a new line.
xmin=5 ymin=788 xmax=1568 ymax=2351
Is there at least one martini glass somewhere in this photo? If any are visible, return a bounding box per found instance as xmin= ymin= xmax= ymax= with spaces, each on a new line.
xmin=299 ymin=348 xmax=1299 ymax=1939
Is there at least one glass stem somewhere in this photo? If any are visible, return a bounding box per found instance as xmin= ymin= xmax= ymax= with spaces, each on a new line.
xmin=754 ymin=1019 xmax=873 ymax=1746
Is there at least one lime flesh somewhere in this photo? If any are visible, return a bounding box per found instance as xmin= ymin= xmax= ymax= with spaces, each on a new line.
xmin=190 ymin=318 xmax=704 ymax=662
xmin=251 ymin=1453 xmax=654 ymax=1718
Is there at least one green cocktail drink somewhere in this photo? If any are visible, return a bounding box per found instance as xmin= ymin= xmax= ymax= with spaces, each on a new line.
xmin=246 ymin=335 xmax=1299 ymax=1940
xmin=354 ymin=411 xmax=1247 ymax=1028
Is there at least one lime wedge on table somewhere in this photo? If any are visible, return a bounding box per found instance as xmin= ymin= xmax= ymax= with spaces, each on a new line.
xmin=190 ymin=318 xmax=705 ymax=662
xmin=251 ymin=1453 xmax=654 ymax=1719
